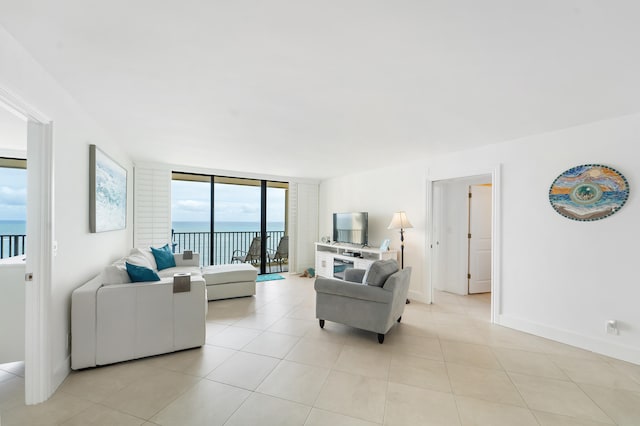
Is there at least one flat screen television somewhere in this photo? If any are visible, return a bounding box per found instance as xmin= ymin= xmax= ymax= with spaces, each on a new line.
xmin=333 ymin=212 xmax=368 ymax=246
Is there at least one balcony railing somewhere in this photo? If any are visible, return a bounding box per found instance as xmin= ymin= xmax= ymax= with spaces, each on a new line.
xmin=172 ymin=230 xmax=285 ymax=267
xmin=0 ymin=234 xmax=26 ymax=259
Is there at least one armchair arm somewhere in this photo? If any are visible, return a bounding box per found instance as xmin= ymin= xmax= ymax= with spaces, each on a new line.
xmin=314 ymin=277 xmax=392 ymax=304
xmin=382 ymin=267 xmax=412 ymax=300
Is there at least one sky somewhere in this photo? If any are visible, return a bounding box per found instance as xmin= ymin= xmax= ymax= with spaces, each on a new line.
xmin=171 ymin=180 xmax=286 ymax=223
xmin=0 ymin=167 xmax=27 ymax=220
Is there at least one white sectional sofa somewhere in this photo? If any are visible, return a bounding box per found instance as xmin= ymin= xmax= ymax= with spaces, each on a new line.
xmin=71 ymin=248 xmax=206 ymax=370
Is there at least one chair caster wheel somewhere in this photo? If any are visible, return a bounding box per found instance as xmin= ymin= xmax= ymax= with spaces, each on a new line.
xmin=377 ymin=334 xmax=385 ymax=344
xmin=397 ymin=316 xmax=402 ymax=323
xmin=319 ymin=319 xmax=325 ymax=329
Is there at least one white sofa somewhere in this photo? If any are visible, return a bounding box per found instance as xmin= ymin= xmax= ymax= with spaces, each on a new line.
xmin=71 ymin=249 xmax=206 ymax=370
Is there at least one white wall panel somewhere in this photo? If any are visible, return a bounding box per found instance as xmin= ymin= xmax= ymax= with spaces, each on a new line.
xmin=289 ymin=182 xmax=318 ymax=273
xmin=134 ymin=166 xmax=171 ymax=248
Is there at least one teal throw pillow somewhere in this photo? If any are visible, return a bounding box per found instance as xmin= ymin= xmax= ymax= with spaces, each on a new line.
xmin=151 ymin=244 xmax=176 ymax=271
xmin=125 ymin=262 xmax=161 ymax=282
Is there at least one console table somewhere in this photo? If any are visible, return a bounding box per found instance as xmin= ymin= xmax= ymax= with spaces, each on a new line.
xmin=314 ymin=242 xmax=398 ymax=279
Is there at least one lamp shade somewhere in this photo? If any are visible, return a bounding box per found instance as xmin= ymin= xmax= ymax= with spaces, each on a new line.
xmin=388 ymin=211 xmax=413 ymax=230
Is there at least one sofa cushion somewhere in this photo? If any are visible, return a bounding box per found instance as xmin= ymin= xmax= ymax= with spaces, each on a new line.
xmin=151 ymin=244 xmax=176 ymax=271
xmin=366 ymin=259 xmax=399 ymax=287
xmin=125 ymin=262 xmax=161 ymax=282
xmin=202 ymin=264 xmax=258 ymax=285
xmin=157 ymin=266 xmax=202 ymax=279
xmin=126 ymin=249 xmax=155 ymax=270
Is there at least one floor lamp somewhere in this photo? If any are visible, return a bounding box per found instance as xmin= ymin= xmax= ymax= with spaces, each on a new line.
xmin=388 ymin=211 xmax=413 ymax=269
xmin=388 ymin=211 xmax=413 ymax=303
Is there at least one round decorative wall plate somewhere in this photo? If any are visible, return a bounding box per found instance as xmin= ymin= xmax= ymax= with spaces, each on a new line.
xmin=549 ymin=164 xmax=629 ymax=221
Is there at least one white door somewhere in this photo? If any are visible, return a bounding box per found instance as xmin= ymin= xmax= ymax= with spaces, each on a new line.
xmin=468 ymin=185 xmax=492 ymax=294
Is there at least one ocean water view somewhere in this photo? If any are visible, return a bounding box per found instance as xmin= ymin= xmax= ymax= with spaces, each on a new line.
xmin=0 ymin=220 xmax=27 ymax=259
xmin=0 ymin=220 xmax=26 ymax=235
xmin=172 ymin=221 xmax=286 ymax=266
xmin=0 ymin=220 xmax=286 ymax=263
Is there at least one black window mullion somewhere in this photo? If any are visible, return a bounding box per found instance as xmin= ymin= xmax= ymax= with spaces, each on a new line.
xmin=209 ymin=176 xmax=215 ymax=265
xmin=260 ymin=180 xmax=267 ymax=274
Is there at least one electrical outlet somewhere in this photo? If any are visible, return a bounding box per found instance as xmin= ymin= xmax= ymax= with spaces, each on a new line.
xmin=606 ymin=320 xmax=618 ymax=335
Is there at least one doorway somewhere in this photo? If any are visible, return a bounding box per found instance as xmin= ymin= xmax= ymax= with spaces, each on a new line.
xmin=0 ymin=106 xmax=27 ymax=370
xmin=429 ymin=170 xmax=499 ymax=323
xmin=0 ymin=89 xmax=54 ymax=404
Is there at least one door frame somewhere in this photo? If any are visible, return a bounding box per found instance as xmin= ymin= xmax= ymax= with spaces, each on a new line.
xmin=425 ymin=165 xmax=502 ymax=323
xmin=0 ymin=88 xmax=54 ymax=404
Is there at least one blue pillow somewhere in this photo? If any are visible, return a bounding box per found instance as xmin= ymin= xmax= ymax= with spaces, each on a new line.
xmin=125 ymin=262 xmax=160 ymax=282
xmin=150 ymin=244 xmax=176 ymax=271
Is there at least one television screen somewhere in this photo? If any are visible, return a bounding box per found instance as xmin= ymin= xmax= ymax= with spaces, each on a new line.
xmin=333 ymin=212 xmax=368 ymax=246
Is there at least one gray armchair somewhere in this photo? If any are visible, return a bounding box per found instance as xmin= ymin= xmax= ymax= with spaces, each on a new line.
xmin=314 ymin=259 xmax=411 ymax=343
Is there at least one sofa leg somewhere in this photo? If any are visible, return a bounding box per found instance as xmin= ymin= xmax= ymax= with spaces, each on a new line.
xmin=319 ymin=319 xmax=325 ymax=329
xmin=397 ymin=316 xmax=402 ymax=323
xmin=377 ymin=333 xmax=385 ymax=344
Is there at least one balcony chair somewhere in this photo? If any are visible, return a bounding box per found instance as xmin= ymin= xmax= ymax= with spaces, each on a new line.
xmin=314 ymin=259 xmax=411 ymax=343
xmin=171 ymin=228 xmax=178 ymax=253
xmin=230 ymin=236 xmax=263 ymax=265
xmin=268 ymin=236 xmax=288 ymax=272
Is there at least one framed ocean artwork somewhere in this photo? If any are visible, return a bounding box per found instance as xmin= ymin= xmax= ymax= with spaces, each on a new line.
xmin=89 ymin=144 xmax=127 ymax=232
xmin=549 ymin=164 xmax=629 ymax=222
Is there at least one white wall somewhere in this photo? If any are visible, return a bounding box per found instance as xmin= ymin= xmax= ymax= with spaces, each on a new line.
xmin=319 ymin=165 xmax=427 ymax=300
xmin=0 ymin=26 xmax=133 ymax=391
xmin=319 ymin=113 xmax=640 ymax=363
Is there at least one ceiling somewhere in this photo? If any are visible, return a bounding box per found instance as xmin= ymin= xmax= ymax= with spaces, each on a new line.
xmin=1 ymin=1 xmax=639 ymax=180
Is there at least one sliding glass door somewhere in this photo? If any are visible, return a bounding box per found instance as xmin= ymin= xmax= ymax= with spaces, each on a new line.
xmin=172 ymin=173 xmax=288 ymax=274
xmin=213 ymin=177 xmax=263 ymax=270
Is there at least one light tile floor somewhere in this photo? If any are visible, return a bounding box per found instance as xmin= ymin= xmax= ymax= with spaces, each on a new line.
xmin=1 ymin=275 xmax=640 ymax=425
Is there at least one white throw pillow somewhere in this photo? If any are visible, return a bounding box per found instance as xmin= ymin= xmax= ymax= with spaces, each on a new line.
xmin=129 ymin=247 xmax=158 ymax=270
xmin=101 ymin=258 xmax=132 ymax=285
xmin=126 ymin=249 xmax=155 ymax=270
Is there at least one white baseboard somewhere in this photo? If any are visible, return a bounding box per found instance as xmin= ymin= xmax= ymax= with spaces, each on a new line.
xmin=498 ymin=314 xmax=640 ymax=365
xmin=52 ymin=356 xmax=71 ymax=393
